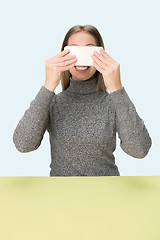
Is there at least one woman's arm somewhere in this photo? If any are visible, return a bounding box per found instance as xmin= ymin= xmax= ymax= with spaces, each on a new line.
xmin=13 ymin=86 xmax=55 ymax=153
xmin=109 ymin=87 xmax=152 ymax=158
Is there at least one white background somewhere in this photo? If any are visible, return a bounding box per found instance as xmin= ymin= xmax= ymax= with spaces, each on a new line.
xmin=0 ymin=0 xmax=159 ymax=176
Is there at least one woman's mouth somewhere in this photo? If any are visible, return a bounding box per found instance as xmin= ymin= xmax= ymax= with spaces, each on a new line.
xmin=74 ymin=66 xmax=90 ymax=73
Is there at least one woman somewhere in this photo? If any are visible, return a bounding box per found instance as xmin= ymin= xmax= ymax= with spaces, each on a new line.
xmin=13 ymin=25 xmax=152 ymax=176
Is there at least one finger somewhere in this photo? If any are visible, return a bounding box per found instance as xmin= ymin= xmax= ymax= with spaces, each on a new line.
xmin=62 ymin=62 xmax=76 ymax=71
xmin=58 ymin=56 xmax=77 ymax=65
xmin=92 ymin=53 xmax=111 ymax=70
xmin=100 ymin=49 xmax=118 ymax=64
xmin=57 ymin=62 xmax=76 ymax=72
xmin=50 ymin=58 xmax=76 ymax=67
xmin=93 ymin=51 xmax=115 ymax=68
xmin=46 ymin=53 xmax=76 ymax=64
xmin=92 ymin=58 xmax=106 ymax=72
xmin=93 ymin=51 xmax=112 ymax=67
xmin=61 ymin=54 xmax=76 ymax=62
xmin=59 ymin=49 xmax=70 ymax=57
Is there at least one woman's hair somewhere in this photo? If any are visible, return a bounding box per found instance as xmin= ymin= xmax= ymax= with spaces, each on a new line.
xmin=60 ymin=25 xmax=109 ymax=96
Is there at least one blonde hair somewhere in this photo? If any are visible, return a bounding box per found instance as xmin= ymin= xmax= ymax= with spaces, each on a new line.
xmin=60 ymin=25 xmax=109 ymax=96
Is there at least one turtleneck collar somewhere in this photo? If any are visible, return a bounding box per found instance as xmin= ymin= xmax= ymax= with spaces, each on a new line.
xmin=66 ymin=75 xmax=98 ymax=95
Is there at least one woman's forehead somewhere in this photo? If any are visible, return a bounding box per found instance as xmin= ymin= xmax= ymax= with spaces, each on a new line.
xmin=68 ymin=32 xmax=96 ymax=45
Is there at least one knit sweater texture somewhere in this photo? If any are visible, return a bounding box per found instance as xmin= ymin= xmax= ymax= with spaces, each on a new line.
xmin=13 ymin=75 xmax=152 ymax=176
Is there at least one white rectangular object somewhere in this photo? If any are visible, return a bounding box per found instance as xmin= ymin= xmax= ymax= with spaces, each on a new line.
xmin=64 ymin=46 xmax=104 ymax=66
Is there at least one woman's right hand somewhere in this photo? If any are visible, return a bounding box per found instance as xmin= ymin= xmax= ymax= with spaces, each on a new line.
xmin=44 ymin=49 xmax=77 ymax=92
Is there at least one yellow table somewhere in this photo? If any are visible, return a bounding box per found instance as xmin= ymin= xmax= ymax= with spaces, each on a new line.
xmin=0 ymin=176 xmax=160 ymax=240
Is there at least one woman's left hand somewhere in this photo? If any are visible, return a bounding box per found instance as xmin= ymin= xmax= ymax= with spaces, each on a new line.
xmin=91 ymin=48 xmax=123 ymax=93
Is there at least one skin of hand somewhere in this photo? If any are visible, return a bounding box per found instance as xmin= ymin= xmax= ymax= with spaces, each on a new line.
xmin=91 ymin=48 xmax=123 ymax=93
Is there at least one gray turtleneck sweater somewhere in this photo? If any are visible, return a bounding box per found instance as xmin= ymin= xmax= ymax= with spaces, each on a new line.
xmin=13 ymin=75 xmax=152 ymax=176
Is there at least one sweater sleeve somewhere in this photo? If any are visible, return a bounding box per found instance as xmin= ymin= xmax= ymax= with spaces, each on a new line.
xmin=109 ymin=87 xmax=152 ymax=159
xmin=13 ymin=86 xmax=55 ymax=153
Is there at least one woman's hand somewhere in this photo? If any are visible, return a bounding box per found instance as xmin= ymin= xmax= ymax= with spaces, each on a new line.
xmin=91 ymin=48 xmax=123 ymax=93
xmin=44 ymin=49 xmax=77 ymax=92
